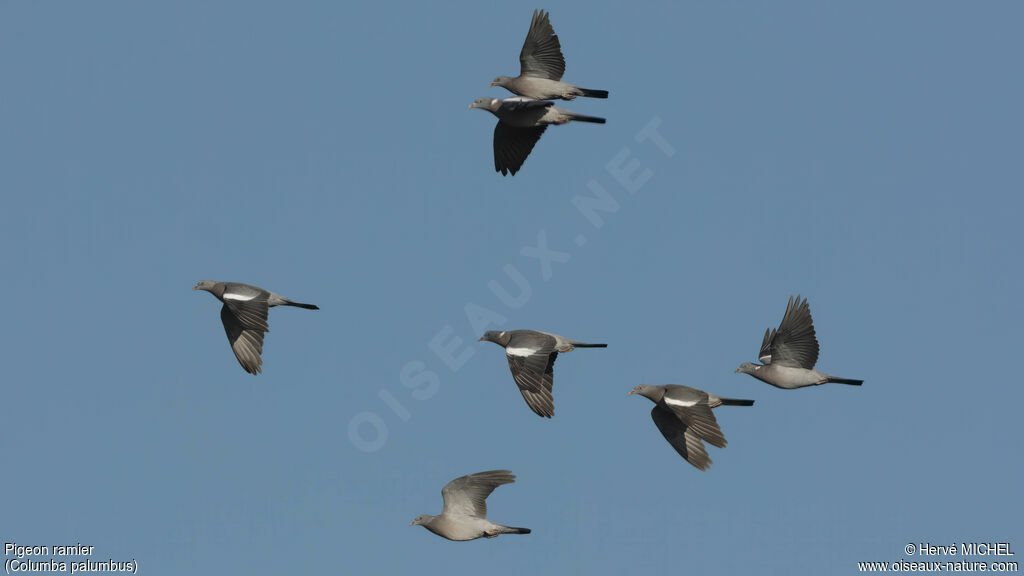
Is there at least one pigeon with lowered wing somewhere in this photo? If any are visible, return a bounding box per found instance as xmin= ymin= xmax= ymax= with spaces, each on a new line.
xmin=629 ymin=384 xmax=754 ymax=471
xmin=479 ymin=329 xmax=606 ymax=417
xmin=469 ymin=96 xmax=605 ymax=176
xmin=193 ymin=280 xmax=318 ymax=375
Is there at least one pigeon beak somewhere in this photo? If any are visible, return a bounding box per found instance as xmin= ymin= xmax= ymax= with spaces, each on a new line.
xmin=468 ymin=104 xmax=474 ymax=109
xmin=734 ymin=368 xmax=740 ymax=373
xmin=192 ymin=285 xmax=198 ymax=290
xmin=627 ymin=390 xmax=635 ymax=396
xmin=477 ymin=336 xmax=485 ymax=341
xmin=489 ymin=82 xmax=497 ymax=87
xmin=409 ymin=521 xmax=415 ymax=526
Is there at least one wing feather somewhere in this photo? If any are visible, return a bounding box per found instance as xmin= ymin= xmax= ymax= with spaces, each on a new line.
xmin=441 ymin=470 xmax=516 ymax=519
xmin=493 ymin=122 xmax=547 ymax=176
xmin=650 ymin=405 xmax=712 ymax=471
xmin=506 ymin=348 xmax=557 ymax=417
xmin=519 ymin=9 xmax=566 ymax=80
xmin=766 ymin=295 xmax=820 ymax=369
xmin=220 ymin=304 xmax=268 ymax=375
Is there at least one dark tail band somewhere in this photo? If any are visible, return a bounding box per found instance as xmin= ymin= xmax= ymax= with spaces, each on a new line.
xmin=580 ymin=88 xmax=609 ymax=98
xmin=720 ymin=398 xmax=755 ymax=406
xmin=508 ymin=527 xmax=531 ymax=535
xmin=827 ymin=377 xmax=863 ymax=386
xmin=573 ymin=343 xmax=608 ymax=348
xmin=286 ymin=301 xmax=320 ymax=310
xmin=571 ymin=114 xmax=606 ymax=124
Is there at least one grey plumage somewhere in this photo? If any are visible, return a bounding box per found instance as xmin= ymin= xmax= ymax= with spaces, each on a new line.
xmin=469 ymin=97 xmax=605 ymax=176
xmin=479 ymin=329 xmax=607 ymax=417
xmin=410 ymin=470 xmax=531 ymax=541
xmin=735 ymin=295 xmax=864 ymax=389
xmin=630 ymin=384 xmax=754 ymax=471
xmin=193 ymin=280 xmax=319 ymax=374
xmin=490 ymin=10 xmax=608 ymax=101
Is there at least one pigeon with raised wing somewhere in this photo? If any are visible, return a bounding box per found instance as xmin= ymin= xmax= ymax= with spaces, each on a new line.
xmin=490 ymin=9 xmax=608 ymax=101
xmin=735 ymin=295 xmax=863 ymax=389
xmin=410 ymin=470 xmax=531 ymax=541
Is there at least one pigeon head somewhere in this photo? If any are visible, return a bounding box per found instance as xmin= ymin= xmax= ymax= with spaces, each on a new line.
xmin=468 ymin=97 xmax=499 ymax=111
xmin=193 ymin=280 xmax=216 ymax=292
xmin=478 ymin=330 xmax=510 ymax=346
xmin=409 ymin=515 xmax=433 ymax=527
xmin=629 ymin=385 xmax=663 ymax=403
xmin=490 ymin=76 xmax=513 ymax=88
xmin=734 ymin=362 xmax=761 ymax=375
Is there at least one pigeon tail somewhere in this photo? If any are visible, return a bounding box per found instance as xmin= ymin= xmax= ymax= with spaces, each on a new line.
xmin=502 ymin=526 xmax=531 ymax=535
xmin=719 ymin=398 xmax=755 ymax=406
xmin=569 ymin=113 xmax=606 ymax=124
xmin=579 ymin=88 xmax=609 ymax=98
xmin=284 ymin=300 xmax=320 ymax=310
xmin=571 ymin=342 xmax=607 ymax=348
xmin=826 ymin=377 xmax=863 ymax=386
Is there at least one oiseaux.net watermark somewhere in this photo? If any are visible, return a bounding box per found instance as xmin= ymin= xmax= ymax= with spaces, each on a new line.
xmin=857 ymin=541 xmax=1017 ymax=572
xmin=347 ymin=116 xmax=677 ymax=453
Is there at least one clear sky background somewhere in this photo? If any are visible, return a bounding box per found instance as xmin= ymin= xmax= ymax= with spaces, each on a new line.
xmin=2 ymin=1 xmax=1022 ymax=574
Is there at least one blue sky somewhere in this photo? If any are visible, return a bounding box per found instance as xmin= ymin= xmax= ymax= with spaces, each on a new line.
xmin=2 ymin=1 xmax=1021 ymax=574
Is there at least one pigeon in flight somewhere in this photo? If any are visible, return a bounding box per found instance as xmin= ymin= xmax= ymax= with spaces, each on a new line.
xmin=479 ymin=329 xmax=606 ymax=417
xmin=629 ymin=384 xmax=754 ymax=471
xmin=193 ymin=280 xmax=318 ymax=374
xmin=410 ymin=470 xmax=531 ymax=541
xmin=490 ymin=9 xmax=608 ymax=101
xmin=735 ymin=295 xmax=863 ymax=389
xmin=469 ymin=96 xmax=605 ymax=176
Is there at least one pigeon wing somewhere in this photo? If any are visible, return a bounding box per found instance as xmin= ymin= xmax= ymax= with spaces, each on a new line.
xmin=441 ymin=470 xmax=516 ymax=519
xmin=220 ymin=302 xmax=268 ymax=375
xmin=493 ymin=122 xmax=547 ymax=176
xmin=519 ymin=9 xmax=565 ymax=80
xmin=505 ymin=348 xmax=557 ymax=418
xmin=758 ymin=327 xmax=775 ymax=363
xmin=660 ymin=395 xmax=727 ymax=449
xmin=767 ymin=295 xmax=820 ymax=369
xmin=650 ymin=405 xmax=712 ymax=471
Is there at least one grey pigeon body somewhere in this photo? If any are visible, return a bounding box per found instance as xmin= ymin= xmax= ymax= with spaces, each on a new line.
xmin=479 ymin=329 xmax=606 ymax=417
xmin=193 ymin=280 xmax=319 ymax=374
xmin=410 ymin=470 xmax=531 ymax=541
xmin=469 ymin=97 xmax=605 ymax=176
xmin=491 ymin=9 xmax=608 ymax=101
xmin=630 ymin=384 xmax=754 ymax=471
xmin=735 ymin=295 xmax=863 ymax=389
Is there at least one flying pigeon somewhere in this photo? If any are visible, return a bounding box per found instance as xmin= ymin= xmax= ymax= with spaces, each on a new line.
xmin=735 ymin=295 xmax=863 ymax=389
xmin=490 ymin=9 xmax=608 ymax=101
xmin=469 ymin=96 xmax=605 ymax=176
xmin=629 ymin=384 xmax=754 ymax=471
xmin=410 ymin=470 xmax=531 ymax=541
xmin=478 ymin=329 xmax=606 ymax=417
xmin=193 ymin=280 xmax=318 ymax=374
